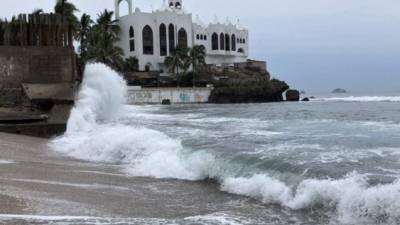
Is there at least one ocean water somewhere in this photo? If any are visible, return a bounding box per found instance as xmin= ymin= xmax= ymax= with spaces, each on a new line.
xmin=51 ymin=64 xmax=400 ymax=225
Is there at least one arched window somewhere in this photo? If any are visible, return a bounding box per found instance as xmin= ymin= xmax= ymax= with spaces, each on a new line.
xmin=168 ymin=24 xmax=175 ymax=53
xmin=204 ymin=35 xmax=207 ymax=40
xmin=200 ymin=35 xmax=203 ymax=40
xmin=178 ymin=28 xmax=188 ymax=48
xmin=225 ymin=34 xmax=230 ymax=51
xmin=176 ymin=2 xmax=182 ymax=9
xmin=220 ymin=33 xmax=225 ymax=50
xmin=142 ymin=25 xmax=154 ymax=55
xmin=237 ymin=38 xmax=240 ymax=43
xmin=129 ymin=26 xmax=134 ymax=38
xmin=159 ymin=24 xmax=167 ymax=56
xmin=243 ymin=38 xmax=246 ymax=44
xmin=196 ymin=34 xmax=200 ymax=40
xmin=128 ymin=26 xmax=135 ymax=52
xmin=211 ymin=32 xmax=218 ymax=50
xmin=169 ymin=2 xmax=174 ymax=8
xmin=231 ymin=34 xmax=236 ymax=51
xmin=130 ymin=39 xmax=135 ymax=52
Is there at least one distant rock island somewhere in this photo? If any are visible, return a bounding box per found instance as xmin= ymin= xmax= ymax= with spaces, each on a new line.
xmin=332 ymin=88 xmax=347 ymax=94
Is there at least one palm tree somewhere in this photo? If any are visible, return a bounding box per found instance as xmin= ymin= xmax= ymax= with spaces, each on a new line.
xmin=189 ymin=45 xmax=206 ymax=87
xmin=164 ymin=46 xmax=189 ymax=87
xmin=76 ymin=13 xmax=93 ymax=61
xmin=54 ymin=0 xmax=79 ymax=36
xmin=164 ymin=50 xmax=182 ymax=86
xmin=86 ymin=10 xmax=124 ymax=71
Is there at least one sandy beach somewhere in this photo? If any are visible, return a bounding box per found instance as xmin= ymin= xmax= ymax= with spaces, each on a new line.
xmin=0 ymin=132 xmax=289 ymax=225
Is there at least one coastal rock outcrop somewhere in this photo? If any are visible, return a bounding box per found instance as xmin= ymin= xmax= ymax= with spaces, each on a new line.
xmin=332 ymin=88 xmax=347 ymax=94
xmin=286 ymin=89 xmax=300 ymax=101
xmin=209 ymin=79 xmax=289 ymax=104
xmin=302 ymin=97 xmax=310 ymax=102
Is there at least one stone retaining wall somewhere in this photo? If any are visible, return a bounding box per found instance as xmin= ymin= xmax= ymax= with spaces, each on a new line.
xmin=0 ymin=46 xmax=76 ymax=106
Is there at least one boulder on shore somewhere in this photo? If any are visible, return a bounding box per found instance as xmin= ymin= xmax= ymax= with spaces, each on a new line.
xmin=302 ymin=97 xmax=310 ymax=102
xmin=286 ymin=89 xmax=300 ymax=101
xmin=161 ymin=99 xmax=171 ymax=105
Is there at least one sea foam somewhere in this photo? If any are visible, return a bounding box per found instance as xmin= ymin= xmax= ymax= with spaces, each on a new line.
xmin=318 ymin=96 xmax=400 ymax=102
xmin=222 ymin=173 xmax=400 ymax=224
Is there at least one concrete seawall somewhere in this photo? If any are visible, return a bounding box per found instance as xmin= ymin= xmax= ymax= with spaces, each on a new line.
xmin=127 ymin=87 xmax=213 ymax=104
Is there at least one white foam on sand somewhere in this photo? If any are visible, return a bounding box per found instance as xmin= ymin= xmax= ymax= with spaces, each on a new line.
xmin=0 ymin=159 xmax=14 ymax=164
xmin=0 ymin=214 xmax=172 ymax=224
xmin=185 ymin=213 xmax=252 ymax=225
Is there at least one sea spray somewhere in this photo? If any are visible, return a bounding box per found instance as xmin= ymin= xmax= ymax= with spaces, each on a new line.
xmin=66 ymin=63 xmax=127 ymax=132
xmin=51 ymin=63 xmax=212 ymax=180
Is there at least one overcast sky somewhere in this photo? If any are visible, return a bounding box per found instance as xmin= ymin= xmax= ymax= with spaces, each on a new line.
xmin=1 ymin=0 xmax=399 ymax=92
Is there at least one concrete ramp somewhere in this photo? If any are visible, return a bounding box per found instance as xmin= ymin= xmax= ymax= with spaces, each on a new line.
xmin=22 ymin=83 xmax=75 ymax=103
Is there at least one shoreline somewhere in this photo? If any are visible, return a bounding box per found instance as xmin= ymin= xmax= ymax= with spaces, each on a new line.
xmin=0 ymin=132 xmax=284 ymax=224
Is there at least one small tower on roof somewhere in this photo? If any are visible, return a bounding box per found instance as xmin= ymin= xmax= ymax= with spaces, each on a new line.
xmin=115 ymin=0 xmax=133 ymax=19
xmin=168 ymin=0 xmax=183 ymax=11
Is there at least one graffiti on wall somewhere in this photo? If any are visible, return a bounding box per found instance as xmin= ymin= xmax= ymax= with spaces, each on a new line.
xmin=179 ymin=93 xmax=191 ymax=103
xmin=127 ymin=88 xmax=212 ymax=104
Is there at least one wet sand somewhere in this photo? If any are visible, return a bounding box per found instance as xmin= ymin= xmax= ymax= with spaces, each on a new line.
xmin=0 ymin=132 xmax=323 ymax=225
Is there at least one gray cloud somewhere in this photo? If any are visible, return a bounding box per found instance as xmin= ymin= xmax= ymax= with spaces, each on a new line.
xmin=1 ymin=0 xmax=399 ymax=92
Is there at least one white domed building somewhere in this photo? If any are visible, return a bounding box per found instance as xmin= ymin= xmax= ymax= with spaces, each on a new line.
xmin=115 ymin=0 xmax=249 ymax=73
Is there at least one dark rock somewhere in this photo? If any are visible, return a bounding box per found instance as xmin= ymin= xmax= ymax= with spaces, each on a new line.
xmin=310 ymin=96 xmax=316 ymax=99
xmin=208 ymin=79 xmax=289 ymax=104
xmin=302 ymin=97 xmax=310 ymax=102
xmin=161 ymin=99 xmax=171 ymax=105
xmin=332 ymin=88 xmax=347 ymax=94
xmin=286 ymin=89 xmax=300 ymax=101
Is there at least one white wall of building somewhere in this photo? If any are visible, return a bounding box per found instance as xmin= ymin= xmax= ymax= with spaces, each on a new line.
xmin=115 ymin=0 xmax=249 ymax=72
